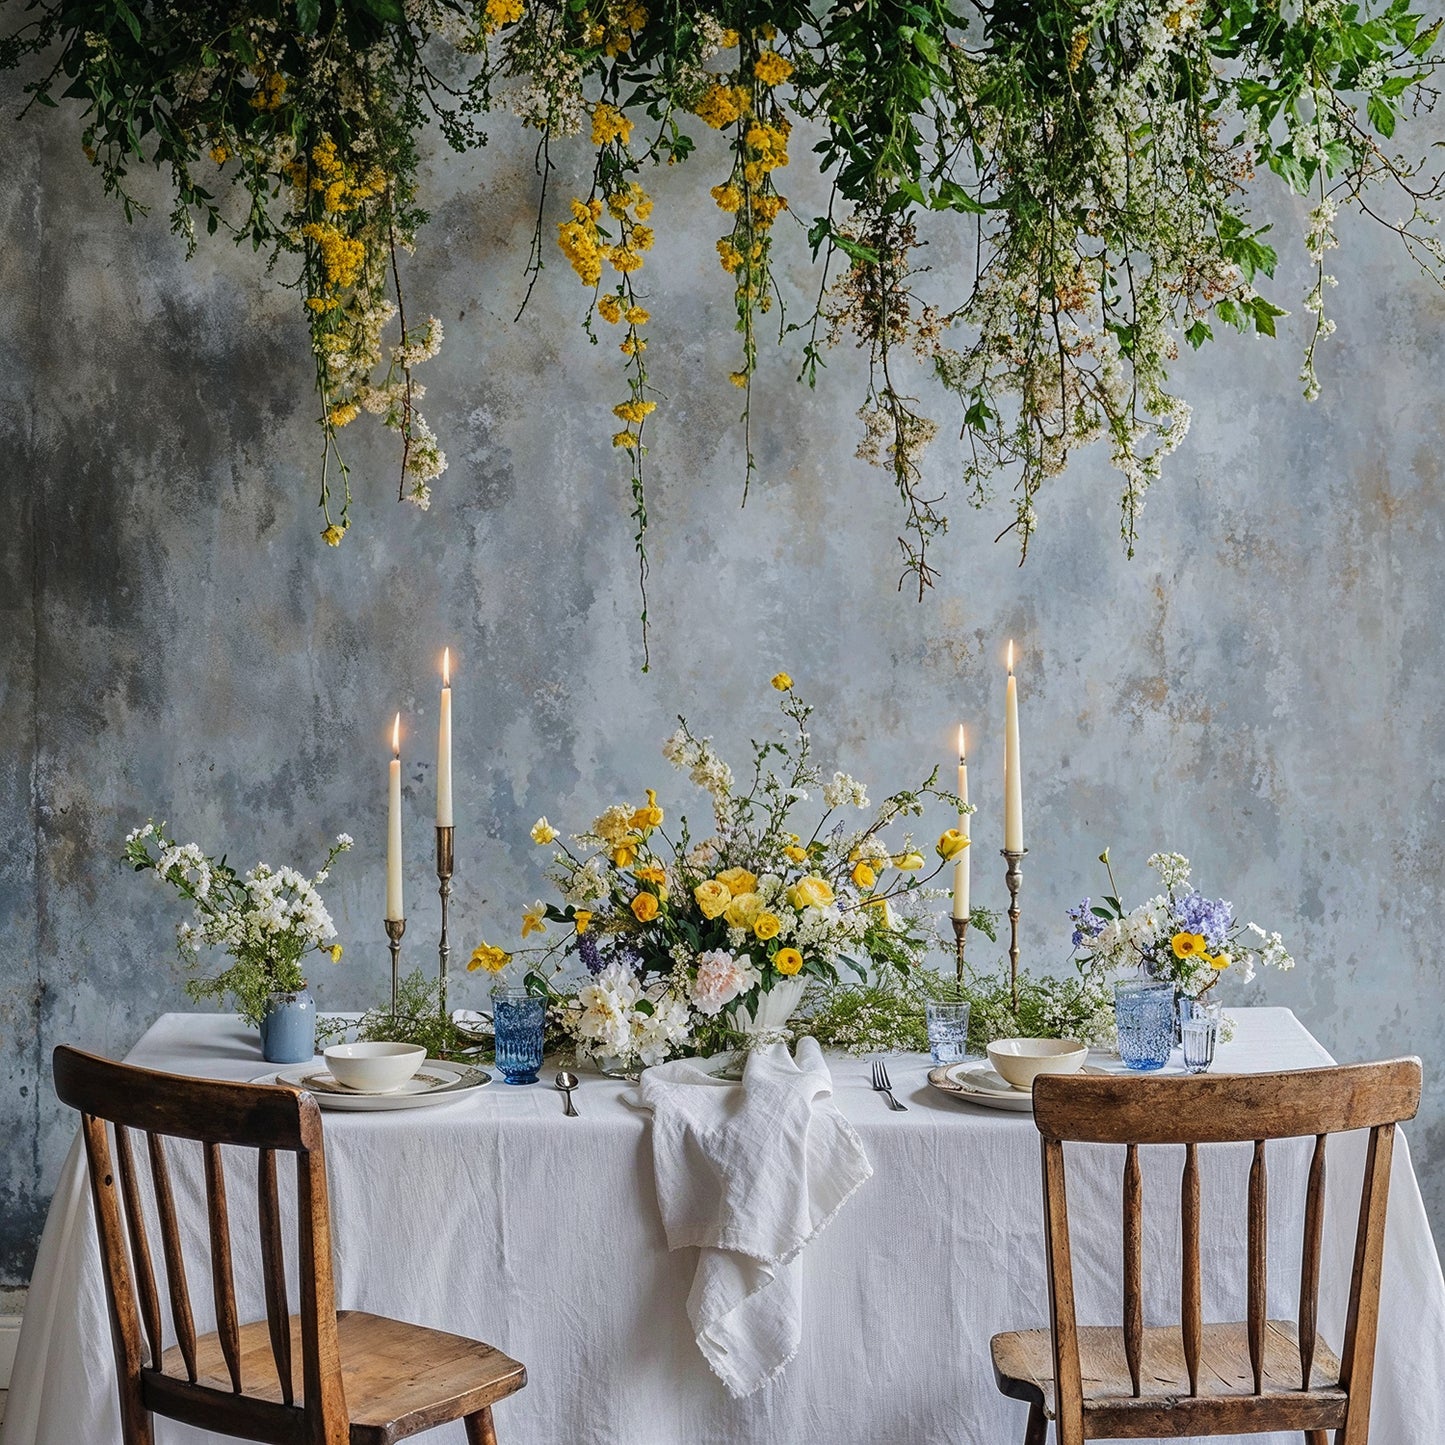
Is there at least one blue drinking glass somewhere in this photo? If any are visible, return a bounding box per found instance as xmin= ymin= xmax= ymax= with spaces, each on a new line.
xmin=492 ymin=989 xmax=546 ymax=1084
xmin=1114 ymin=980 xmax=1176 ymax=1071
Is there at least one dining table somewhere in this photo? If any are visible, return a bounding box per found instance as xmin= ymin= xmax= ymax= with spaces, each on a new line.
xmin=3 ymin=1005 xmax=1443 ymax=1445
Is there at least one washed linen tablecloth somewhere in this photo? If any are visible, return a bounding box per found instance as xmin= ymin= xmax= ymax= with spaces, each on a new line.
xmin=5 ymin=1007 xmax=1444 ymax=1445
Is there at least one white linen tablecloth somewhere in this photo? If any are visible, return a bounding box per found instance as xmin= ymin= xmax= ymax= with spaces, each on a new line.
xmin=5 ymin=1007 xmax=1444 ymax=1445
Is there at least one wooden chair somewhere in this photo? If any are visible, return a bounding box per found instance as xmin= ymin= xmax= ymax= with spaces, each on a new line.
xmin=53 ymin=1045 xmax=526 ymax=1445
xmin=991 ymin=1058 xmax=1422 ymax=1445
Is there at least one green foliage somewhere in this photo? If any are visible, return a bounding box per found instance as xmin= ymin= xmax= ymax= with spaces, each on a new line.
xmin=318 ymin=971 xmax=490 ymax=1061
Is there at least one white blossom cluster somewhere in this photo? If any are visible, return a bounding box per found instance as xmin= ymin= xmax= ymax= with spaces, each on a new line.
xmin=574 ymin=962 xmax=693 ymax=1067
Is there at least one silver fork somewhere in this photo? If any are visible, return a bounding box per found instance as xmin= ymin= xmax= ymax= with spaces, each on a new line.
xmin=870 ymin=1058 xmax=907 ymax=1111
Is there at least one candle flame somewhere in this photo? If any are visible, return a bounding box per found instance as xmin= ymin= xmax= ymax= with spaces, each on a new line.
xmin=1007 ymin=639 xmax=1015 ymax=675
xmin=957 ymin=724 xmax=966 ymax=762
xmin=442 ymin=647 xmax=450 ymax=688
xmin=392 ymin=712 xmax=400 ymax=756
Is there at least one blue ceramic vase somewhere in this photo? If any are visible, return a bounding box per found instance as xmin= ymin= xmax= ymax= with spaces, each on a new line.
xmin=258 ymin=986 xmax=316 ymax=1065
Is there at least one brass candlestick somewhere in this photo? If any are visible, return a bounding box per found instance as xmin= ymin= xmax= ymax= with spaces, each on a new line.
xmin=1002 ymin=848 xmax=1027 ymax=1011
xmin=385 ymin=917 xmax=406 ymax=1014
xmin=951 ymin=915 xmax=969 ymax=982
xmin=436 ymin=825 xmax=454 ymax=1016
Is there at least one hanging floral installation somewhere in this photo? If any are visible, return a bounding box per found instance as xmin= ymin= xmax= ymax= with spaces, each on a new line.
xmin=6 ymin=0 xmax=1444 ymax=614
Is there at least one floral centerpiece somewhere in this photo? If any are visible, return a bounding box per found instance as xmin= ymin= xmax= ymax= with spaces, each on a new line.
xmin=468 ymin=676 xmax=972 ymax=1072
xmin=123 ymin=821 xmax=351 ymax=1030
xmin=1068 ymin=849 xmax=1294 ymax=1002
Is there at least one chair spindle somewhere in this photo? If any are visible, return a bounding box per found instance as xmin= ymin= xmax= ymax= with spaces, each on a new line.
xmin=203 ymin=1142 xmax=243 ymax=1393
xmin=1122 ymin=1142 xmax=1143 ymax=1397
xmin=1298 ymin=1133 xmax=1327 ymax=1389
xmin=1247 ymin=1138 xmax=1268 ymax=1394
xmin=146 ymin=1131 xmax=198 ymax=1382
xmin=112 ymin=1125 xmax=165 ymax=1371
xmin=257 ymin=1147 xmax=294 ymax=1404
xmin=1180 ymin=1141 xmax=1202 ymax=1396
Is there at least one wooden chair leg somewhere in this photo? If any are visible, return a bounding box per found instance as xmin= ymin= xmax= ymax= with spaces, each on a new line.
xmin=1305 ymin=1434 xmax=1331 ymax=1445
xmin=1024 ymin=1402 xmax=1048 ymax=1445
xmin=464 ymin=1407 xmax=499 ymax=1445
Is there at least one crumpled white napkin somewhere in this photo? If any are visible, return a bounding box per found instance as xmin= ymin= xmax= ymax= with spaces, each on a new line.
xmin=638 ymin=1037 xmax=873 ymax=1397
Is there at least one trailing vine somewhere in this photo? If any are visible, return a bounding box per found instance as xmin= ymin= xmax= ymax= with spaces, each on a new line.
xmin=5 ymin=0 xmax=1444 ymax=628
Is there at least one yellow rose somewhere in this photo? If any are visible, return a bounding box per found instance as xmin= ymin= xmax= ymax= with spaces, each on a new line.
xmin=631 ymin=892 xmax=660 ymax=923
xmin=467 ymin=942 xmax=510 ymax=973
xmin=851 ymin=861 xmax=877 ymax=889
xmin=783 ymin=844 xmax=807 ymax=863
xmin=1172 ymin=932 xmax=1206 ymax=959
xmin=724 ymin=892 xmax=763 ymax=928
xmin=531 ymin=817 xmax=558 ymax=845
xmin=630 ymin=787 xmax=664 ymax=831
xmin=774 ymin=947 xmax=803 ymax=976
xmin=771 ymin=672 xmax=793 ymax=691
xmin=716 ymin=866 xmax=758 ymax=897
xmin=694 ymin=879 xmax=732 ymax=919
xmin=936 ymin=829 xmax=969 ymax=861
xmin=753 ymin=911 xmax=782 ymax=940
xmin=573 ymin=911 xmax=592 ymax=935
xmin=787 ymin=876 xmax=835 ymax=910
xmin=895 ymin=852 xmax=925 ymax=872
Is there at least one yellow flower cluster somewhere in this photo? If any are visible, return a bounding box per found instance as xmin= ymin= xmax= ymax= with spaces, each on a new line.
xmin=694 ymin=82 xmax=750 ymax=130
xmin=582 ymin=0 xmax=648 ymax=56
xmin=711 ymin=182 xmax=742 ymax=213
xmin=558 ymin=197 xmax=607 ymax=286
xmin=302 ymin=222 xmax=366 ymax=290
xmin=591 ymin=103 xmax=632 ymax=147
xmin=742 ymin=120 xmax=789 ymax=188
xmin=613 ymin=399 xmax=656 ymax=424
xmin=753 ymin=49 xmax=794 ymax=87
xmin=250 ymin=72 xmax=287 ymax=111
xmin=557 ymin=186 xmax=654 ymax=287
xmin=484 ymin=0 xmax=524 ymax=28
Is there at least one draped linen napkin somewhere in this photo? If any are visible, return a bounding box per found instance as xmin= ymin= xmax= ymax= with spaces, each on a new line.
xmin=638 ymin=1037 xmax=872 ymax=1397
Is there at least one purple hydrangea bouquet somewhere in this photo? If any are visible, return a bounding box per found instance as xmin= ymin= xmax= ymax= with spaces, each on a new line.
xmin=1068 ymin=850 xmax=1294 ymax=1002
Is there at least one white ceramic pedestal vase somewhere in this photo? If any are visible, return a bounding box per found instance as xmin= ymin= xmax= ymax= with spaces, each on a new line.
xmin=726 ymin=975 xmax=809 ymax=1042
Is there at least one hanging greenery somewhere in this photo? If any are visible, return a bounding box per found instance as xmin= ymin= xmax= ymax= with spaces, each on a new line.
xmin=5 ymin=0 xmax=1443 ymax=629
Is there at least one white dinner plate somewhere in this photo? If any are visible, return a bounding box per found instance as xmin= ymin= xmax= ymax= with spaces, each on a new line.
xmin=264 ymin=1060 xmax=490 ymax=1111
xmin=927 ymin=1060 xmax=1110 ymax=1111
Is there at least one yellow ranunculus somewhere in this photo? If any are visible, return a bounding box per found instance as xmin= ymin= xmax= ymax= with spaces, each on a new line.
xmin=724 ymin=892 xmax=763 ymax=928
xmin=771 ymin=672 xmax=793 ymax=691
xmin=716 ymin=866 xmax=758 ymax=897
xmin=783 ymin=844 xmax=807 ymax=863
xmin=851 ymin=861 xmax=877 ymax=889
xmin=753 ymin=911 xmax=782 ymax=940
xmin=774 ymin=947 xmax=803 ymax=976
xmin=467 ymin=941 xmax=510 ymax=973
xmin=1207 ymin=952 xmax=1231 ymax=971
xmin=328 ymin=943 xmax=343 ymax=963
xmin=936 ymin=829 xmax=970 ymax=861
xmin=895 ymin=852 xmax=925 ymax=872
xmin=787 ymin=876 xmax=835 ymax=910
xmin=1172 ymin=932 xmax=1207 ymax=959
xmin=573 ymin=911 xmax=592 ymax=935
xmin=694 ymin=879 xmax=732 ymax=919
xmin=531 ymin=817 xmax=558 ymax=845
xmin=631 ymin=892 xmax=660 ymax=923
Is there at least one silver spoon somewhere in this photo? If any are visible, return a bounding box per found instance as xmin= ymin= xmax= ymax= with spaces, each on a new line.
xmin=554 ymin=1070 xmax=580 ymax=1117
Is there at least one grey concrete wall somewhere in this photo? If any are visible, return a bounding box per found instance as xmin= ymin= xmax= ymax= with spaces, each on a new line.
xmin=2 ymin=85 xmax=1442 ymax=1288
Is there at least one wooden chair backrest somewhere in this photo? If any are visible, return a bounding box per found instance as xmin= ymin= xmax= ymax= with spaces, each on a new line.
xmin=1030 ymin=1059 xmax=1421 ymax=1445
xmin=53 ymin=1045 xmax=349 ymax=1445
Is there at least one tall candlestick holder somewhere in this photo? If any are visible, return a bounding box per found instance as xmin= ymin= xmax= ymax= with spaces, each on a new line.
xmin=385 ymin=917 xmax=406 ymax=1015
xmin=436 ymin=825 xmax=454 ymax=1016
xmin=951 ymin=915 xmax=969 ymax=982
xmin=1001 ymin=848 xmax=1027 ymax=1011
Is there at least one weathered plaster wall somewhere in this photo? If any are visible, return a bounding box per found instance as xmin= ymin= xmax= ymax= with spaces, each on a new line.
xmin=2 ymin=83 xmax=1442 ymax=1288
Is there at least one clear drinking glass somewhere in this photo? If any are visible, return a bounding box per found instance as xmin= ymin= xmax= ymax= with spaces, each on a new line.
xmin=492 ymin=989 xmax=545 ymax=1084
xmin=1114 ymin=980 xmax=1176 ymax=1071
xmin=925 ymin=1000 xmax=971 ymax=1066
xmin=1180 ymin=999 xmax=1222 ymax=1074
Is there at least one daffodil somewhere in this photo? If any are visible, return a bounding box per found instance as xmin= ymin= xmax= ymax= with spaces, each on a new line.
xmin=936 ymin=829 xmax=970 ymax=861
xmin=521 ymin=902 xmax=548 ymax=938
xmin=1172 ymin=931 xmax=1206 ymax=959
xmin=467 ymin=941 xmax=510 ymax=973
xmin=573 ymin=910 xmax=592 ymax=935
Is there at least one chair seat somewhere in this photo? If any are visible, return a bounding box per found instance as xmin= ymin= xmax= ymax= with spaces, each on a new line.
xmin=155 ymin=1309 xmax=526 ymax=1445
xmin=991 ymin=1319 xmax=1348 ymax=1438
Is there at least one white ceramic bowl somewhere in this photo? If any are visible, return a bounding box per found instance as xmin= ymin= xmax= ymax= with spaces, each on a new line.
xmin=323 ymin=1042 xmax=426 ymax=1093
xmin=986 ymin=1037 xmax=1088 ymax=1092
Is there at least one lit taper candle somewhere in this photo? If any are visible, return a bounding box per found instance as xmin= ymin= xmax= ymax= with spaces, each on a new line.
xmin=436 ymin=648 xmax=453 ymax=827
xmin=386 ymin=712 xmax=404 ymax=921
xmin=952 ymin=725 xmax=970 ymax=921
xmin=1004 ymin=642 xmax=1023 ymax=853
